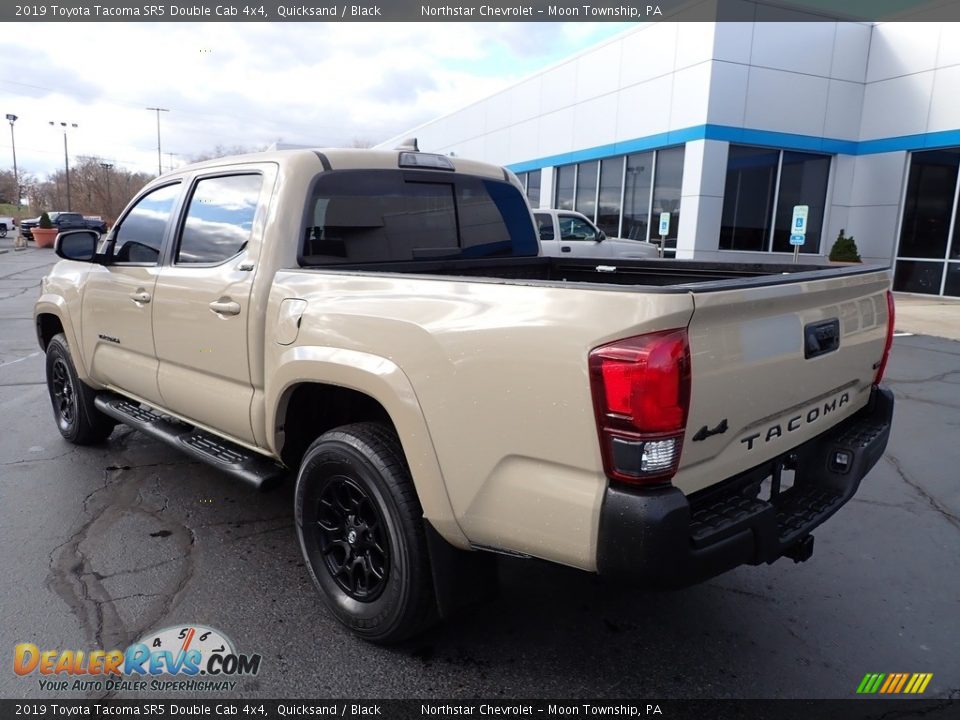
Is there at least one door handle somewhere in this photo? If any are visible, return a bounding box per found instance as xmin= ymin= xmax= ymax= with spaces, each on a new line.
xmin=209 ymin=299 xmax=241 ymax=316
xmin=129 ymin=290 xmax=151 ymax=304
xmin=561 ymin=246 xmax=571 ymax=253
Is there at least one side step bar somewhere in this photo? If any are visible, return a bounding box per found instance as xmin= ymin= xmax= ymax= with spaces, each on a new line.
xmin=94 ymin=394 xmax=286 ymax=491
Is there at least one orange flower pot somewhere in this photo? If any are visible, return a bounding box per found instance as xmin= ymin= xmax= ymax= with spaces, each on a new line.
xmin=33 ymin=227 xmax=58 ymax=248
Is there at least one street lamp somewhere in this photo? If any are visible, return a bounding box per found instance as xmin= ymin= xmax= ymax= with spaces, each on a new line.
xmin=49 ymin=121 xmax=78 ymax=211
xmin=99 ymin=162 xmax=113 ymax=217
xmin=146 ymin=107 xmax=169 ymax=176
xmin=5 ymin=114 xmax=18 ymax=220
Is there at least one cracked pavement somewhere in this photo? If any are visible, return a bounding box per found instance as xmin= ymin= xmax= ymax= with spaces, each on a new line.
xmin=0 ymin=244 xmax=957 ymax=700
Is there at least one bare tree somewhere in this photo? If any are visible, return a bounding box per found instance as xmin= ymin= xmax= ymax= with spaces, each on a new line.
xmin=189 ymin=144 xmax=267 ymax=163
xmin=27 ymin=158 xmax=152 ymax=223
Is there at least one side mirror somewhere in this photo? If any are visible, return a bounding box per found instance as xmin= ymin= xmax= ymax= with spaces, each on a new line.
xmin=55 ymin=230 xmax=101 ymax=262
xmin=597 ymin=231 xmax=606 ymax=241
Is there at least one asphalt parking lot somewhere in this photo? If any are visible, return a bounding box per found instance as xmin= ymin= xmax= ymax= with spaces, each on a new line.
xmin=0 ymin=242 xmax=957 ymax=700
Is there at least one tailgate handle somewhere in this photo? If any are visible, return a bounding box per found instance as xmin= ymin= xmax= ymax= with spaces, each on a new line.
xmin=804 ymin=319 xmax=840 ymax=359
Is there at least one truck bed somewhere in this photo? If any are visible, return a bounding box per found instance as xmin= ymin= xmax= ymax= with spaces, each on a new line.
xmin=309 ymin=256 xmax=883 ymax=290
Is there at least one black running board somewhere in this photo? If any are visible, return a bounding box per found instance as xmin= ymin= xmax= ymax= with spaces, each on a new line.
xmin=94 ymin=393 xmax=286 ymax=490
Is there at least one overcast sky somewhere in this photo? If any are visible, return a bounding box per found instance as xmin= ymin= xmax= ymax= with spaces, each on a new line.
xmin=1 ymin=22 xmax=630 ymax=179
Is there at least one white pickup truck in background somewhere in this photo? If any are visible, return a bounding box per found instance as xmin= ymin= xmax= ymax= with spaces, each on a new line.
xmin=534 ymin=208 xmax=660 ymax=259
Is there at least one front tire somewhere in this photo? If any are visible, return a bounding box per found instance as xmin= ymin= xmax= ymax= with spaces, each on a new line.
xmin=294 ymin=422 xmax=437 ymax=643
xmin=44 ymin=333 xmax=115 ymax=445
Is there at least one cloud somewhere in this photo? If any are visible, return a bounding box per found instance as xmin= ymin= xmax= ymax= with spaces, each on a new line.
xmin=0 ymin=21 xmax=629 ymax=178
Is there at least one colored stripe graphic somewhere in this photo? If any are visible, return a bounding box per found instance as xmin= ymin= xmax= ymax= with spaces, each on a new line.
xmin=857 ymin=673 xmax=932 ymax=694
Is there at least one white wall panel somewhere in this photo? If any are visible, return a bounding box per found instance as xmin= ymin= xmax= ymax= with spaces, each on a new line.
xmin=844 ymin=205 xmax=902 ymax=263
xmin=483 ymin=128 xmax=510 ymax=166
xmin=573 ymin=96 xmax=618 ymax=151
xmin=675 ymin=22 xmax=716 ymax=70
xmin=484 ymin=92 xmax=512 ymax=135
xmin=823 ymin=79 xmax=865 ymax=140
xmin=540 ymin=63 xmax=578 ymax=115
xmin=713 ymin=21 xmax=754 ymax=65
xmin=508 ymin=77 xmax=543 ymax=126
xmin=830 ymin=154 xmax=857 ymax=207
xmin=677 ymin=195 xmax=724 ymax=258
xmin=669 ymin=62 xmax=712 ymax=129
xmin=536 ymin=108 xmax=575 ymax=159
xmin=619 ymin=22 xmax=677 ymax=87
xmin=830 ymin=22 xmax=872 ymax=83
xmin=744 ymin=67 xmax=829 ymax=136
xmin=936 ymin=23 xmax=960 ymax=68
xmin=575 ymin=41 xmax=622 ymax=103
xmin=446 ymin=104 xmax=487 ymax=146
xmin=866 ymin=23 xmax=941 ymax=83
xmin=927 ymin=65 xmax=960 ymax=133
xmin=707 ymin=61 xmax=749 ymax=127
xmin=615 ymin=75 xmax=673 ymax=140
xmin=860 ymin=73 xmax=934 ymax=140
xmin=850 ymin=152 xmax=908 ymax=207
xmin=508 ymin=119 xmax=540 ymax=165
xmin=750 ymin=22 xmax=835 ymax=77
xmin=680 ymin=140 xmax=729 ymax=198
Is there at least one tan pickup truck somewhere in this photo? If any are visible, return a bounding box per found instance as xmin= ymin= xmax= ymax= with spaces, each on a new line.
xmin=35 ymin=147 xmax=895 ymax=643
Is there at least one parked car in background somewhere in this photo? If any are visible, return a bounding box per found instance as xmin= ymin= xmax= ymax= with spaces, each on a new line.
xmin=83 ymin=216 xmax=108 ymax=234
xmin=534 ymin=209 xmax=660 ymax=259
xmin=0 ymin=216 xmax=14 ymax=237
xmin=20 ymin=212 xmax=88 ymax=242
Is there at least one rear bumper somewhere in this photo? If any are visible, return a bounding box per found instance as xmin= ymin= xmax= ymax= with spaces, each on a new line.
xmin=596 ymin=386 xmax=894 ymax=586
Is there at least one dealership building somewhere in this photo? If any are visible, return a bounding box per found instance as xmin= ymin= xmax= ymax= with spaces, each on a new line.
xmin=380 ymin=17 xmax=960 ymax=297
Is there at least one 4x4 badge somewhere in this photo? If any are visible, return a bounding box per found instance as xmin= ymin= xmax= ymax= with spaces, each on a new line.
xmin=692 ymin=419 xmax=728 ymax=442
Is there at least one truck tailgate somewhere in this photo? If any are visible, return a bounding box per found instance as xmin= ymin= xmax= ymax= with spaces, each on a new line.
xmin=676 ymin=269 xmax=892 ymax=496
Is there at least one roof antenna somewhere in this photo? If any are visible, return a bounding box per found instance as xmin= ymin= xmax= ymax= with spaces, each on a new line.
xmin=395 ymin=137 xmax=419 ymax=152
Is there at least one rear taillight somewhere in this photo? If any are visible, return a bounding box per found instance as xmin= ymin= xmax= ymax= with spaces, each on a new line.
xmin=589 ymin=329 xmax=691 ymax=486
xmin=874 ymin=290 xmax=895 ymax=384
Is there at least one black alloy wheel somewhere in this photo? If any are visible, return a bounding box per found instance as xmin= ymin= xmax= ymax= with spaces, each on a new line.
xmin=50 ymin=356 xmax=77 ymax=432
xmin=314 ymin=474 xmax=390 ymax=601
xmin=294 ymin=422 xmax=437 ymax=643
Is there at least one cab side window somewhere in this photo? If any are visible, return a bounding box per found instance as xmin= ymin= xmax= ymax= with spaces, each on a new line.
xmin=534 ymin=213 xmax=554 ymax=240
xmin=558 ymin=216 xmax=598 ymax=241
xmin=111 ymin=183 xmax=181 ymax=264
xmin=176 ymin=174 xmax=262 ymax=264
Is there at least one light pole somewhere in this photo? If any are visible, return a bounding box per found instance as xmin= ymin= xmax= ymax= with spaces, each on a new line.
xmin=49 ymin=121 xmax=78 ymax=211
xmin=146 ymin=107 xmax=169 ymax=176
xmin=99 ymin=162 xmax=113 ymax=217
xmin=5 ymin=114 xmax=18 ymax=220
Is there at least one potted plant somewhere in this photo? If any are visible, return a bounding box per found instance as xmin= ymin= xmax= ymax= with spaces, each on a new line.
xmin=33 ymin=212 xmax=58 ymax=248
xmin=828 ymin=229 xmax=862 ymax=264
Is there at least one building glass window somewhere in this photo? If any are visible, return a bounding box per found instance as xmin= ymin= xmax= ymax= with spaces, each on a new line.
xmin=575 ymin=160 xmax=598 ymax=220
xmin=622 ymin=152 xmax=653 ymax=241
xmin=526 ymin=169 xmax=541 ymax=207
xmin=899 ymin=150 xmax=959 ymax=260
xmin=651 ymin=146 xmax=685 ymax=255
xmin=720 ymin=146 xmax=778 ymax=252
xmin=720 ymin=145 xmax=830 ymax=255
xmin=554 ymin=165 xmax=575 ymax=211
xmin=550 ymin=146 xmax=682 ymax=243
xmin=597 ymin=157 xmax=623 ymax=237
xmin=772 ymin=151 xmax=830 ymax=254
xmin=895 ymin=149 xmax=960 ymax=296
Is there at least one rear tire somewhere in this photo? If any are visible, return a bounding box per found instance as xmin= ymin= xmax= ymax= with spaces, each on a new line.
xmin=44 ymin=333 xmax=115 ymax=445
xmin=294 ymin=422 xmax=437 ymax=643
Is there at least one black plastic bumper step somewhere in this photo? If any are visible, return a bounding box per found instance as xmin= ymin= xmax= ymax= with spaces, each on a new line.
xmin=94 ymin=394 xmax=286 ymax=490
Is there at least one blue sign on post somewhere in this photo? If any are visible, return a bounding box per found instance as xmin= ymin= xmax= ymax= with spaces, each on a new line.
xmin=790 ymin=233 xmax=806 ymax=246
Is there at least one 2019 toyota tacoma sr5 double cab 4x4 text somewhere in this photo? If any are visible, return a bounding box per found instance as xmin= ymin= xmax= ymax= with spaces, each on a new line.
xmin=35 ymin=147 xmax=895 ymax=643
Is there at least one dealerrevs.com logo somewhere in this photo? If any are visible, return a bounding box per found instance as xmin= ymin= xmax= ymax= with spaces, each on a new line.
xmin=13 ymin=625 xmax=261 ymax=692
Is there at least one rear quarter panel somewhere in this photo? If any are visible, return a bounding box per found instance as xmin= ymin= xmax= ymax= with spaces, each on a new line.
xmin=264 ymin=271 xmax=694 ymax=570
